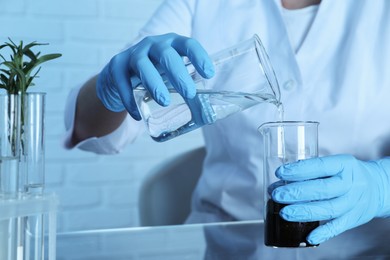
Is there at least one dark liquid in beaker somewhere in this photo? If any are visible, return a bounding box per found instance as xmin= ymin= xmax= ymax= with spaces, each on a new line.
xmin=265 ymin=199 xmax=319 ymax=247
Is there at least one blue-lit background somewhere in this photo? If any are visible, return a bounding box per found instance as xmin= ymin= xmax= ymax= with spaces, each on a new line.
xmin=1 ymin=0 xmax=204 ymax=232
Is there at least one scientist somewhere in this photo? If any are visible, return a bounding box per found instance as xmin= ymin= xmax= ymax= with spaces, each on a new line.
xmin=64 ymin=0 xmax=390 ymax=256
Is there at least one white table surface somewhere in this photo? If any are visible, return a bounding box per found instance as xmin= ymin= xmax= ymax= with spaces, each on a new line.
xmin=56 ymin=218 xmax=390 ymax=260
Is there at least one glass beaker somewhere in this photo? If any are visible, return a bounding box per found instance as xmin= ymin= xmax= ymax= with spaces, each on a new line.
xmin=258 ymin=121 xmax=320 ymax=248
xmin=133 ymin=34 xmax=281 ymax=142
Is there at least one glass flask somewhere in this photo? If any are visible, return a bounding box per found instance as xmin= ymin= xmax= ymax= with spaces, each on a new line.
xmin=134 ymin=34 xmax=281 ymax=142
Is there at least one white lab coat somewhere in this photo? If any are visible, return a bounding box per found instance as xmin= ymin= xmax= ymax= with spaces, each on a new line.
xmin=64 ymin=0 xmax=390 ymax=258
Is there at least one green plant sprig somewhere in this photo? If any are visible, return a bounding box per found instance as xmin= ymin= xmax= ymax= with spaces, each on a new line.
xmin=0 ymin=38 xmax=62 ymax=94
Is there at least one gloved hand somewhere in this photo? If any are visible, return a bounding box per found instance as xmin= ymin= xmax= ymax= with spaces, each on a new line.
xmin=96 ymin=33 xmax=215 ymax=120
xmin=272 ymin=154 xmax=390 ymax=245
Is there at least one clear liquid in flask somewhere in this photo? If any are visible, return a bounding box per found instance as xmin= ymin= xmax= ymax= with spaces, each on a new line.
xmin=135 ymin=88 xmax=281 ymax=142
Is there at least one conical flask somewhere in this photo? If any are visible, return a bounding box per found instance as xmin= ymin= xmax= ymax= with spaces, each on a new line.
xmin=134 ymin=34 xmax=281 ymax=142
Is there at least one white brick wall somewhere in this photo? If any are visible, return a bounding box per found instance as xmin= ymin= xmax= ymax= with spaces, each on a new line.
xmin=1 ymin=0 xmax=205 ymax=232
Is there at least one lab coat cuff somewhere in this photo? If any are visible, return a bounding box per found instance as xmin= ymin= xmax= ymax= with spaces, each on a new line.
xmin=63 ymin=85 xmax=145 ymax=154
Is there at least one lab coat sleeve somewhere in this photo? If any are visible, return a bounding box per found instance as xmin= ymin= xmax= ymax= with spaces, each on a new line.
xmin=63 ymin=84 xmax=145 ymax=154
xmin=63 ymin=0 xmax=196 ymax=154
xmin=121 ymin=0 xmax=196 ymax=49
xmin=137 ymin=0 xmax=195 ymax=38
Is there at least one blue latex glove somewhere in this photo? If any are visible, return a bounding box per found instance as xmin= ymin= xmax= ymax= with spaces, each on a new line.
xmin=272 ymin=154 xmax=390 ymax=245
xmin=96 ymin=33 xmax=215 ymax=120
